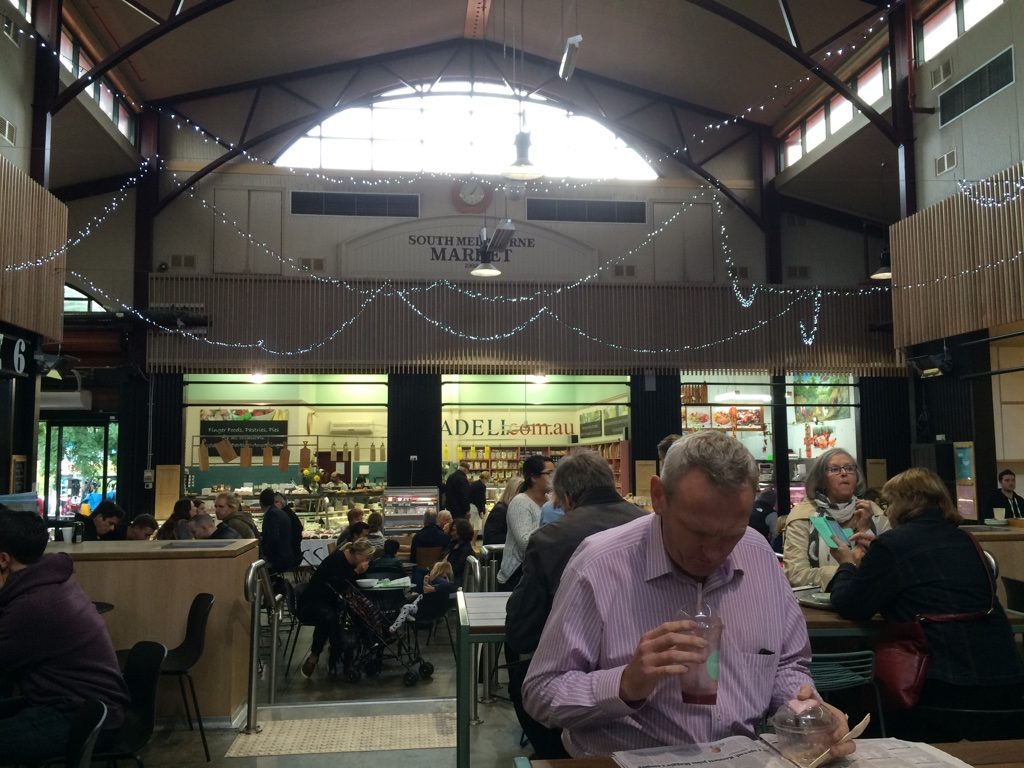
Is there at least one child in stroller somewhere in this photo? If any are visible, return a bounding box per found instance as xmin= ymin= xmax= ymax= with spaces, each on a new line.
xmin=389 ymin=561 xmax=454 ymax=633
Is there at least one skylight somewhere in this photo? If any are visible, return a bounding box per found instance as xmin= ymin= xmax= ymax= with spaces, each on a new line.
xmin=276 ymin=82 xmax=657 ymax=180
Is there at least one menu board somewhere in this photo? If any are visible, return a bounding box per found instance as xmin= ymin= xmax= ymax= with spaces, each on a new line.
xmin=603 ymin=404 xmax=629 ymax=436
xmin=579 ymin=410 xmax=602 ymax=439
xmin=684 ymin=406 xmax=710 ymax=430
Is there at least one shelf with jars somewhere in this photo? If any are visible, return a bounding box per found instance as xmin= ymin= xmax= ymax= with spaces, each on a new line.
xmin=455 ymin=445 xmax=571 ymax=486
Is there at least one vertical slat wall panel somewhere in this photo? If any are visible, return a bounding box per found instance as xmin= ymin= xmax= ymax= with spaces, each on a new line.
xmin=0 ymin=156 xmax=67 ymax=340
xmin=891 ymin=163 xmax=1024 ymax=348
xmin=147 ymin=273 xmax=898 ymax=375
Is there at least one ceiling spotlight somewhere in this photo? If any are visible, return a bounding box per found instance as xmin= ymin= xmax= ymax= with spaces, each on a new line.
xmin=487 ymin=219 xmax=516 ymax=252
xmin=471 ymin=250 xmax=502 ymax=278
xmin=871 ymin=248 xmax=892 ymax=281
xmin=502 ymin=131 xmax=543 ymax=181
xmin=559 ymin=34 xmax=583 ymax=81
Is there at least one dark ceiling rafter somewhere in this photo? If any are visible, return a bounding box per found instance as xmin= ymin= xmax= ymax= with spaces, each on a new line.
xmin=274 ymin=83 xmax=321 ymax=112
xmin=693 ymin=128 xmax=751 ymax=167
xmin=238 ymin=88 xmax=264 ymax=145
xmin=115 ymin=0 xmax=163 ymax=25
xmin=682 ymin=0 xmax=898 ymax=145
xmin=153 ymin=39 xmax=754 ymax=126
xmin=668 ymin=108 xmax=693 ymax=163
xmin=807 ymin=5 xmax=887 ymax=57
xmin=50 ymin=0 xmax=236 ymax=115
xmin=777 ymin=0 xmax=802 ymax=49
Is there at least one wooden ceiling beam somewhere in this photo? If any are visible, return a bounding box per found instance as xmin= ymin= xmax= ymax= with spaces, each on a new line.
xmin=464 ymin=0 xmax=491 ymax=39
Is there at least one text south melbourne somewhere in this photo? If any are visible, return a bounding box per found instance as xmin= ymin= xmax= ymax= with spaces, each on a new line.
xmin=408 ymin=234 xmax=537 ymax=262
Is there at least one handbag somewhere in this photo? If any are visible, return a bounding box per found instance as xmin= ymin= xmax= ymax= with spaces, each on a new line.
xmin=873 ymin=529 xmax=995 ymax=710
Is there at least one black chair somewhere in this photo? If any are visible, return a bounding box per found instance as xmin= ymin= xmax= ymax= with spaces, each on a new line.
xmin=93 ymin=640 xmax=167 ymax=768
xmin=808 ymin=651 xmax=886 ymax=737
xmin=1003 ymin=575 xmax=1024 ymax=612
xmin=161 ymin=593 xmax=214 ymax=762
xmin=281 ymin=580 xmax=317 ymax=677
xmin=63 ymin=699 xmax=107 ymax=768
xmin=407 ymin=591 xmax=455 ymax=660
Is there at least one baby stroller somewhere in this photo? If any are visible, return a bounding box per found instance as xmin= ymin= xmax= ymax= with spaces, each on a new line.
xmin=332 ymin=582 xmax=434 ymax=686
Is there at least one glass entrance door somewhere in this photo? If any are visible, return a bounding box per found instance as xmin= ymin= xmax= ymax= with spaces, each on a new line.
xmin=37 ymin=421 xmax=118 ymax=520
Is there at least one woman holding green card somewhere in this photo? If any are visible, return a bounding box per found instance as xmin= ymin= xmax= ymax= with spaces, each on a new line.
xmin=781 ymin=448 xmax=889 ymax=590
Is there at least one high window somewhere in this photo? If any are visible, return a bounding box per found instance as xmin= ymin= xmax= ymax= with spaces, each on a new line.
xmin=276 ymin=82 xmax=657 ymax=180
xmin=57 ymin=25 xmax=136 ymax=142
xmin=64 ymin=285 xmax=109 ymax=314
xmin=919 ymin=0 xmax=1003 ymax=62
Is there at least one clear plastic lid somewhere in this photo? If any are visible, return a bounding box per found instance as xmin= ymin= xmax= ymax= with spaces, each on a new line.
xmin=771 ymin=700 xmax=835 ymax=732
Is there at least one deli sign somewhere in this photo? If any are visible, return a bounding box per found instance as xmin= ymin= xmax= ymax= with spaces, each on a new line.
xmin=443 ymin=418 xmax=575 ymax=437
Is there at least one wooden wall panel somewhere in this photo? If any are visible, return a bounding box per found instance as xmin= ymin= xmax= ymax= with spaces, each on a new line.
xmin=890 ymin=163 xmax=1024 ymax=348
xmin=0 ymin=156 xmax=67 ymax=340
xmin=146 ymin=273 xmax=899 ymax=375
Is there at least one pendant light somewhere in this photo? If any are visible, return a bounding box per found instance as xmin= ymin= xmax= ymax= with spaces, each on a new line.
xmin=502 ymin=4 xmax=542 ymax=181
xmin=871 ymin=249 xmax=892 ymax=281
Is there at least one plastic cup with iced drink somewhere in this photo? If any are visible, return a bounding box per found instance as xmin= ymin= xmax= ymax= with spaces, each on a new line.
xmin=677 ymin=607 xmax=723 ymax=705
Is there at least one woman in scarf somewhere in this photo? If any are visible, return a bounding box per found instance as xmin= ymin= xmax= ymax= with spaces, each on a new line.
xmin=782 ymin=448 xmax=889 ymax=589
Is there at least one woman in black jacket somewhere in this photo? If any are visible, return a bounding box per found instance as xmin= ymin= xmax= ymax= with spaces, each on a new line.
xmin=298 ymin=539 xmax=375 ymax=679
xmin=829 ymin=467 xmax=1024 ymax=738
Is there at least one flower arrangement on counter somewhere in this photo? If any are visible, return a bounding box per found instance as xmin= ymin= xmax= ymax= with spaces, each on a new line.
xmin=302 ymin=463 xmax=322 ymax=493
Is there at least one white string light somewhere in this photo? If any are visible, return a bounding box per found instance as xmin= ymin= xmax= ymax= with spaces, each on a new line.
xmin=798 ymin=289 xmax=823 ymax=346
xmin=896 ymin=250 xmax=1024 ymax=291
xmin=3 ymin=159 xmax=152 ymax=273
xmin=956 ymin=176 xmax=1024 ymax=208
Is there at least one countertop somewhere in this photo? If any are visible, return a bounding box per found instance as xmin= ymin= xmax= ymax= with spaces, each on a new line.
xmin=45 ymin=538 xmax=258 ymax=560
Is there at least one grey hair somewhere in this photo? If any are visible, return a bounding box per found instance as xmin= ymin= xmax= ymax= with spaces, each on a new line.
xmin=661 ymin=431 xmax=757 ymax=497
xmin=215 ymin=492 xmax=239 ymax=512
xmin=437 ymin=509 xmax=453 ymax=526
xmin=804 ymin=447 xmax=865 ymax=500
xmin=552 ymin=450 xmax=615 ymax=506
xmin=422 ymin=509 xmax=438 ymax=526
xmin=341 ymin=538 xmax=377 ymax=558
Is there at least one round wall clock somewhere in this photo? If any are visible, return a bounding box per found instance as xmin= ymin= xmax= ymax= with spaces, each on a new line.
xmin=452 ymin=181 xmax=494 ymax=214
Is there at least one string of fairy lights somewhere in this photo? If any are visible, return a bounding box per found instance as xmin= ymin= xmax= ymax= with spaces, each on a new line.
xmin=956 ymin=176 xmax=1024 ymax=208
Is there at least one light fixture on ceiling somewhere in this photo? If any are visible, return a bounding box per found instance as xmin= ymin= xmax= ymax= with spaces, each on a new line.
xmin=527 ymin=374 xmax=548 ymax=385
xmin=502 ymin=129 xmax=543 ymax=181
xmin=250 ymin=372 xmax=266 ymax=384
xmin=713 ymin=390 xmax=773 ymax=404
xmin=871 ymin=248 xmax=892 ymax=281
xmin=471 ymin=221 xmax=515 ymax=277
xmin=559 ymin=34 xmax=583 ymax=80
xmin=908 ymin=351 xmax=953 ymax=378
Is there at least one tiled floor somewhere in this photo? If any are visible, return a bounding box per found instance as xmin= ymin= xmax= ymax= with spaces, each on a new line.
xmin=140 ymin=623 xmax=525 ymax=767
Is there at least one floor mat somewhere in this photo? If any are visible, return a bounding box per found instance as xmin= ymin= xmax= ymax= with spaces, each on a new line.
xmin=225 ymin=713 xmax=455 ymax=757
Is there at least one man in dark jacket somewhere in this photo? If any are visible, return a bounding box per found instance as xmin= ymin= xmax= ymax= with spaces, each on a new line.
xmin=468 ymin=470 xmax=489 ymax=517
xmin=409 ymin=510 xmax=450 ymax=563
xmin=260 ymin=488 xmax=298 ymax=573
xmin=0 ymin=507 xmax=130 ymax=763
xmin=77 ymin=500 xmax=125 ymax=541
xmin=505 ymin=451 xmax=645 ymax=758
xmin=444 ymin=461 xmax=471 ymax=519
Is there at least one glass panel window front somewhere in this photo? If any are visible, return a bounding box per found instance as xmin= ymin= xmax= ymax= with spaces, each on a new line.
xmin=857 ymin=60 xmax=885 ymax=105
xmin=964 ymin=0 xmax=1002 ymax=30
xmin=784 ymin=129 xmax=802 ymax=167
xmin=921 ymin=2 xmax=958 ymax=62
xmin=805 ymin=107 xmax=827 ymax=151
xmin=829 ymin=94 xmax=853 ymax=132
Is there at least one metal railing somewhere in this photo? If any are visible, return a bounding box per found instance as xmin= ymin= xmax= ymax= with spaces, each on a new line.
xmin=241 ymin=559 xmax=283 ymax=734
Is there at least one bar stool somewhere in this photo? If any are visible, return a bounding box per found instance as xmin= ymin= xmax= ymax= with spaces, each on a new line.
xmin=161 ymin=593 xmax=215 ymax=762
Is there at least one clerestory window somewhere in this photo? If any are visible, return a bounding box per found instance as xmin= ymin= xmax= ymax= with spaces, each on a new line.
xmin=276 ymin=82 xmax=657 ymax=180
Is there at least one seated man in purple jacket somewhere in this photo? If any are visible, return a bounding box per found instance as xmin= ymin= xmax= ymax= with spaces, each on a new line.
xmin=0 ymin=506 xmax=129 ymax=763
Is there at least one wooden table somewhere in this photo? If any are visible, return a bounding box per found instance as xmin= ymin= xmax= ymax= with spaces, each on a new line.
xmin=801 ymin=603 xmax=1024 ymax=638
xmin=525 ymin=739 xmax=1024 ymax=767
xmin=456 ymin=590 xmax=509 ymax=768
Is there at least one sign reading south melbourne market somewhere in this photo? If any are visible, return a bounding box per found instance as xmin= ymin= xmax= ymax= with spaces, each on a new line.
xmin=341 ymin=217 xmax=597 ymax=280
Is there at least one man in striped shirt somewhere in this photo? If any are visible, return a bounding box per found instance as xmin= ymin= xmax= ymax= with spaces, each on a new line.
xmin=523 ymin=431 xmax=853 ymax=760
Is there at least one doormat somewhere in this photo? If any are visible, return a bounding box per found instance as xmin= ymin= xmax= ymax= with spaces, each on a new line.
xmin=225 ymin=713 xmax=455 ymax=757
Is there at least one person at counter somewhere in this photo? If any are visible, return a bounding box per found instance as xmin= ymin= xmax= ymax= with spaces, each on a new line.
xmin=409 ymin=511 xmax=449 ymax=563
xmin=497 ymin=455 xmax=553 ymax=590
xmin=327 ymin=472 xmax=349 ymax=490
xmin=260 ymin=488 xmax=299 ymax=574
xmin=213 ymin=493 xmax=259 ymax=538
xmin=781 ymin=448 xmax=889 ymax=590
xmin=483 ymin=476 xmax=521 ymax=546
xmin=981 ymin=469 xmax=1024 ymax=522
xmin=337 ymin=509 xmax=364 ymax=543
xmin=298 ymin=539 xmax=376 ymax=679
xmin=522 ymin=432 xmax=853 ymax=759
xmin=444 ymin=461 xmax=471 ymax=519
xmin=468 ymin=470 xmax=489 ymax=518
xmin=190 ymin=513 xmax=241 ymax=540
xmin=0 ymin=507 xmax=130 ymax=763
xmin=828 ymin=467 xmax=1024 ymax=739
xmin=125 ymin=514 xmax=159 ymax=541
xmin=156 ymin=498 xmax=198 ymax=540
xmin=78 ymin=500 xmax=126 ymax=542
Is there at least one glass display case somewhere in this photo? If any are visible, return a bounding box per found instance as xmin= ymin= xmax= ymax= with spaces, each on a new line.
xmin=382 ymin=486 xmax=439 ymax=533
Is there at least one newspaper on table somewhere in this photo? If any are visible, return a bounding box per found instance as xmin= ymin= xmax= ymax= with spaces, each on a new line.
xmin=611 ymin=737 xmax=973 ymax=768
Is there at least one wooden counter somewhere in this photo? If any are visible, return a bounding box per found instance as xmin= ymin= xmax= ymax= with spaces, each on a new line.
xmin=962 ymin=526 xmax=1024 ymax=606
xmin=48 ymin=539 xmax=258 ymax=727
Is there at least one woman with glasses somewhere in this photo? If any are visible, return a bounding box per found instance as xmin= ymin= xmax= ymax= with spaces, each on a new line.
xmin=497 ymin=455 xmax=554 ymax=590
xmin=782 ymin=448 xmax=889 ymax=589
